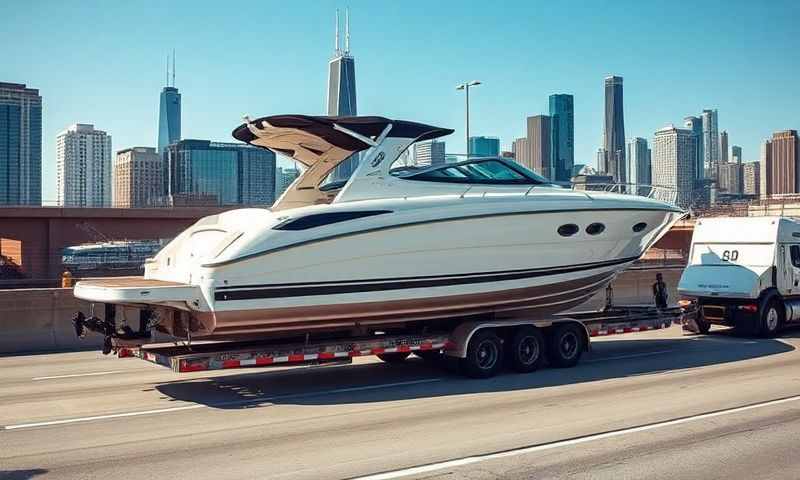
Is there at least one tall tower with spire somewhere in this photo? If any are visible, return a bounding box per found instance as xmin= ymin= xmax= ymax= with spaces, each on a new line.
xmin=327 ymin=8 xmax=358 ymax=180
xmin=158 ymin=50 xmax=181 ymax=154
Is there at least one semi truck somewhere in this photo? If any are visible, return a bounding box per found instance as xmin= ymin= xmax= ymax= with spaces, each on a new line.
xmin=678 ymin=216 xmax=800 ymax=336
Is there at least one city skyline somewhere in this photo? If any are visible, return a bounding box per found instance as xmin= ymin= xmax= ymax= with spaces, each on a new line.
xmin=3 ymin=0 xmax=799 ymax=203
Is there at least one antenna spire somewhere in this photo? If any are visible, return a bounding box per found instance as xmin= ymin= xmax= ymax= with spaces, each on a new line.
xmin=172 ymin=49 xmax=176 ymax=87
xmin=345 ymin=7 xmax=350 ymax=54
xmin=335 ymin=9 xmax=341 ymax=55
xmin=166 ymin=54 xmax=169 ymax=86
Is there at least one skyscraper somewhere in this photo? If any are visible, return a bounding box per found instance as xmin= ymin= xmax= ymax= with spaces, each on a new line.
xmin=56 ymin=124 xmax=112 ymax=207
xmin=718 ymin=163 xmax=742 ymax=194
xmin=165 ymin=140 xmax=276 ymax=206
xmin=512 ymin=137 xmax=531 ymax=171
xmin=701 ymin=109 xmax=719 ymax=174
xmin=468 ymin=136 xmax=500 ymax=157
xmin=760 ymin=140 xmax=772 ymax=198
xmin=731 ymin=145 xmax=742 ymax=164
xmin=413 ymin=140 xmax=445 ymax=166
xmin=0 ymin=82 xmax=42 ymax=205
xmin=275 ymin=166 xmax=301 ymax=200
xmin=327 ymin=9 xmax=358 ymax=180
xmin=527 ymin=115 xmax=551 ymax=178
xmin=549 ymin=94 xmax=574 ymax=182
xmin=652 ymin=125 xmax=696 ymax=209
xmin=743 ymin=161 xmax=760 ymax=197
xmin=113 ymin=147 xmax=163 ymax=208
xmin=762 ymin=130 xmax=799 ymax=196
xmin=157 ymin=52 xmax=181 ymax=154
xmin=720 ymin=130 xmax=729 ymax=163
xmin=625 ymin=137 xmax=651 ymax=188
xmin=603 ymin=76 xmax=625 ymax=182
xmin=684 ymin=116 xmax=704 ymax=181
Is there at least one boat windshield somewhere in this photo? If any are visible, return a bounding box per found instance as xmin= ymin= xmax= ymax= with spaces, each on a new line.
xmin=390 ymin=158 xmax=549 ymax=185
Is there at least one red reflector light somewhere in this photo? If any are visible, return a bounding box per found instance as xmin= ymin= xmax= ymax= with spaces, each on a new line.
xmin=739 ymin=304 xmax=758 ymax=313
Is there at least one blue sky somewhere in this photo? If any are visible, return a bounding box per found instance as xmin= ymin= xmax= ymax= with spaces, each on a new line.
xmin=4 ymin=0 xmax=799 ymax=203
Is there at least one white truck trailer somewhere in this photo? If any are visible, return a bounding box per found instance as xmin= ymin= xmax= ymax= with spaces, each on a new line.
xmin=678 ymin=216 xmax=800 ymax=336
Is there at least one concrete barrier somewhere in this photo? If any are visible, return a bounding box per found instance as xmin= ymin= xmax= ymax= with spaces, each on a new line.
xmin=0 ymin=267 xmax=686 ymax=355
xmin=0 ymin=288 xmax=105 ymax=354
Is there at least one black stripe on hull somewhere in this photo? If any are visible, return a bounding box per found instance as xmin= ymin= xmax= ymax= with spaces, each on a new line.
xmin=214 ymin=256 xmax=637 ymax=301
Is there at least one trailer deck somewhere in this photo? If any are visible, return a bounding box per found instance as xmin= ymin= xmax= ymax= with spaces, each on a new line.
xmin=118 ymin=305 xmax=684 ymax=374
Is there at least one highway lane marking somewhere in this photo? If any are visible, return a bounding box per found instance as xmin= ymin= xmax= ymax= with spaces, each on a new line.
xmin=32 ymin=370 xmax=126 ymax=381
xmin=584 ymin=350 xmax=674 ymax=363
xmin=1 ymin=378 xmax=442 ymax=431
xmin=349 ymin=393 xmax=800 ymax=480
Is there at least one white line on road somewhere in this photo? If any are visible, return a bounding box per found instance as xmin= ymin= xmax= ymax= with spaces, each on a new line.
xmin=2 ymin=378 xmax=442 ymax=431
xmin=350 ymin=393 xmax=800 ymax=480
xmin=32 ymin=370 xmax=126 ymax=381
xmin=584 ymin=350 xmax=674 ymax=363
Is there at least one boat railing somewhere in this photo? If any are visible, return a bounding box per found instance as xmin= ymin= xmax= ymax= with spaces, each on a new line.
xmin=457 ymin=182 xmax=678 ymax=205
xmin=592 ymin=183 xmax=679 ymax=205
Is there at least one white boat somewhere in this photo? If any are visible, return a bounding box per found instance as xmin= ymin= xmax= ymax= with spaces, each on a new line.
xmin=73 ymin=115 xmax=684 ymax=343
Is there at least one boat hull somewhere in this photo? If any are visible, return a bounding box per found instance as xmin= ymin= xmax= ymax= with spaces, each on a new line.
xmin=172 ymin=207 xmax=680 ymax=337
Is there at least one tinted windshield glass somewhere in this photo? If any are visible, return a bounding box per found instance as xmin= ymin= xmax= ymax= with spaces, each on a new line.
xmin=394 ymin=158 xmax=547 ymax=185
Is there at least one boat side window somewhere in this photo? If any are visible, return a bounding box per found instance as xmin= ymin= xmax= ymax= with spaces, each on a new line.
xmin=791 ymin=245 xmax=800 ymax=267
xmin=274 ymin=210 xmax=392 ymax=231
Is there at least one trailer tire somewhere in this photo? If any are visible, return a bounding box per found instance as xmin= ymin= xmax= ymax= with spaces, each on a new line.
xmin=507 ymin=326 xmax=546 ymax=373
xmin=461 ymin=329 xmax=504 ymax=379
xmin=547 ymin=323 xmax=584 ymax=368
xmin=376 ymin=352 xmax=411 ymax=363
xmin=759 ymin=299 xmax=783 ymax=338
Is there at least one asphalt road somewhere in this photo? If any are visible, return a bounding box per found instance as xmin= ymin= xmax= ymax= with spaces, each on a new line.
xmin=2 ymin=325 xmax=800 ymax=480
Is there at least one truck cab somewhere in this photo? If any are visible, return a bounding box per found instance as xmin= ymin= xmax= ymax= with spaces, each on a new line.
xmin=678 ymin=216 xmax=800 ymax=336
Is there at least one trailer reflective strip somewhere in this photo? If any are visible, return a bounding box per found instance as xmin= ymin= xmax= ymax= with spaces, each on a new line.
xmin=146 ymin=342 xmax=450 ymax=372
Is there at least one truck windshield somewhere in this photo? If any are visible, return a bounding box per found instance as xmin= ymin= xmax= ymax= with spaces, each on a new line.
xmin=690 ymin=243 xmax=775 ymax=267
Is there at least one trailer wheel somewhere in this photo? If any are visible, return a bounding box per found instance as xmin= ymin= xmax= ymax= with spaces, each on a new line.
xmin=508 ymin=326 xmax=546 ymax=373
xmin=376 ymin=352 xmax=411 ymax=363
xmin=759 ymin=299 xmax=783 ymax=338
xmin=547 ymin=323 xmax=584 ymax=368
xmin=461 ymin=329 xmax=504 ymax=378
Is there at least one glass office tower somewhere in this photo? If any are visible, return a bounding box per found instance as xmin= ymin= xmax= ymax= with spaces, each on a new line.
xmin=0 ymin=82 xmax=42 ymax=205
xmin=549 ymin=94 xmax=574 ymax=183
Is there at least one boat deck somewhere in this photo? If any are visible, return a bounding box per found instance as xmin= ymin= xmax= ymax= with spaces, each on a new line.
xmin=77 ymin=277 xmax=189 ymax=289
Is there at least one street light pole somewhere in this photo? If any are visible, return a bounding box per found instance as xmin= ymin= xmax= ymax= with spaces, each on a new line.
xmin=456 ymin=80 xmax=481 ymax=158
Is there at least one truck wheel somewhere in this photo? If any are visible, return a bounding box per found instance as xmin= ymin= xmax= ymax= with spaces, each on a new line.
xmin=461 ymin=329 xmax=503 ymax=378
xmin=376 ymin=352 xmax=411 ymax=363
xmin=547 ymin=323 xmax=585 ymax=368
xmin=695 ymin=308 xmax=711 ymax=334
xmin=508 ymin=326 xmax=546 ymax=373
xmin=759 ymin=299 xmax=783 ymax=338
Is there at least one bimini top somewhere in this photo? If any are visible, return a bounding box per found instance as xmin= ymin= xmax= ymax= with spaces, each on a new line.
xmin=231 ymin=114 xmax=454 ymax=211
xmin=232 ymin=114 xmax=453 ymax=161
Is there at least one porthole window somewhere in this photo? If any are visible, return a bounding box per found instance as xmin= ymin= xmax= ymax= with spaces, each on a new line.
xmin=558 ymin=224 xmax=579 ymax=237
xmin=586 ymin=223 xmax=605 ymax=235
xmin=632 ymin=222 xmax=647 ymax=232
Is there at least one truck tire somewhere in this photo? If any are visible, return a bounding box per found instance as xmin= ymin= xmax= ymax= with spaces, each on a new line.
xmin=546 ymin=323 xmax=585 ymax=368
xmin=695 ymin=307 xmax=712 ymax=334
xmin=376 ymin=352 xmax=411 ymax=363
xmin=759 ymin=299 xmax=783 ymax=338
xmin=461 ymin=329 xmax=504 ymax=378
xmin=507 ymin=326 xmax=546 ymax=373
